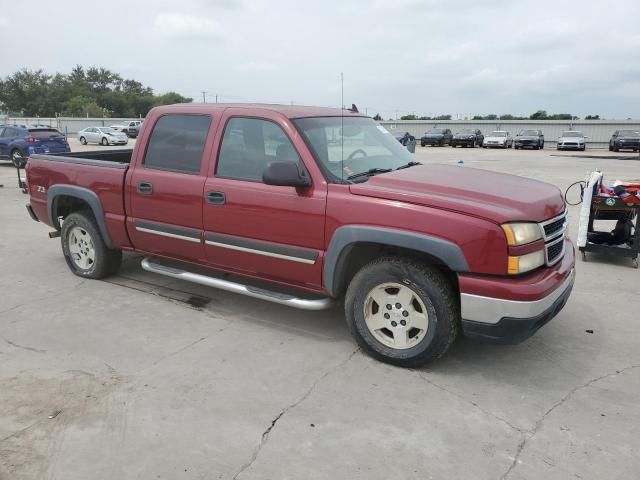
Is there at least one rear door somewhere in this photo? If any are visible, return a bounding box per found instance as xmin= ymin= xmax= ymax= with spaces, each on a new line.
xmin=202 ymin=110 xmax=327 ymax=288
xmin=127 ymin=113 xmax=216 ymax=263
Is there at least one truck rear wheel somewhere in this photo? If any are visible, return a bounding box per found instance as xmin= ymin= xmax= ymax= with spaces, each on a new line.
xmin=345 ymin=256 xmax=459 ymax=367
xmin=61 ymin=211 xmax=122 ymax=279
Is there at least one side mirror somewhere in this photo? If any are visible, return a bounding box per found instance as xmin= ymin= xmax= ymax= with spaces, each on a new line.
xmin=263 ymin=161 xmax=310 ymax=187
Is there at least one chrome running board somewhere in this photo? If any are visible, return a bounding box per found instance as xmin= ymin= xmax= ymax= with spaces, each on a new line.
xmin=141 ymin=257 xmax=335 ymax=311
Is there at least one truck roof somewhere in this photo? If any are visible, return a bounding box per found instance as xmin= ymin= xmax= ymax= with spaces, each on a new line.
xmin=154 ymin=103 xmax=367 ymax=119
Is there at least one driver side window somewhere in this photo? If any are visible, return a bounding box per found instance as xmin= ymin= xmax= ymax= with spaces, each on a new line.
xmin=216 ymin=117 xmax=300 ymax=182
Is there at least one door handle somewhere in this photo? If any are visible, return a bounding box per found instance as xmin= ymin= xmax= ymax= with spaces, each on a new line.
xmin=137 ymin=182 xmax=153 ymax=195
xmin=206 ymin=191 xmax=226 ymax=205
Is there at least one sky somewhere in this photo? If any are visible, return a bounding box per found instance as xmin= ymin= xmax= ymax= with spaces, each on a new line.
xmin=1 ymin=0 xmax=639 ymax=119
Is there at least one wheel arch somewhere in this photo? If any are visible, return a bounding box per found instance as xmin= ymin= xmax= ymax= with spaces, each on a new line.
xmin=324 ymin=226 xmax=468 ymax=298
xmin=47 ymin=185 xmax=113 ymax=248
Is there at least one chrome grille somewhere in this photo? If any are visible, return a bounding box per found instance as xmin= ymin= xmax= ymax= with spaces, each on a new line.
xmin=540 ymin=210 xmax=567 ymax=266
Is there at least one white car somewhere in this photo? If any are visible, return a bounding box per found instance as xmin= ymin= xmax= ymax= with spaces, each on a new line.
xmin=78 ymin=127 xmax=129 ymax=146
xmin=482 ymin=131 xmax=513 ymax=149
xmin=109 ymin=121 xmax=142 ymax=137
xmin=557 ymin=131 xmax=587 ymax=151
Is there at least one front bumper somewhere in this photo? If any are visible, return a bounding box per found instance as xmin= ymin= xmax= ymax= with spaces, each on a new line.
xmin=451 ymin=138 xmax=475 ymax=146
xmin=421 ymin=137 xmax=444 ymax=145
xmin=557 ymin=143 xmax=584 ymax=150
xmin=459 ymin=240 xmax=575 ymax=343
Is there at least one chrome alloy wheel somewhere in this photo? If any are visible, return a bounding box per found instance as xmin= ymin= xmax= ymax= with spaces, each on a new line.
xmin=363 ymin=282 xmax=429 ymax=349
xmin=68 ymin=226 xmax=96 ymax=270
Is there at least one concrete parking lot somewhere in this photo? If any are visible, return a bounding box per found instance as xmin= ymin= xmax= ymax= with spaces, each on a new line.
xmin=1 ymin=143 xmax=639 ymax=480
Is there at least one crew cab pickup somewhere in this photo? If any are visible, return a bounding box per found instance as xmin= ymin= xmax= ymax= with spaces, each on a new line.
xmin=24 ymin=104 xmax=575 ymax=367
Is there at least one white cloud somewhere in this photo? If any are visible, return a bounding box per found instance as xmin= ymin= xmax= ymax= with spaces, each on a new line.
xmin=152 ymin=13 xmax=221 ymax=39
xmin=0 ymin=17 xmax=8 ymax=27
xmin=235 ymin=61 xmax=277 ymax=73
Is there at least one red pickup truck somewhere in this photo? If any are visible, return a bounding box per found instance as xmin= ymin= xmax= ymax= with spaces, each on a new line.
xmin=24 ymin=104 xmax=575 ymax=367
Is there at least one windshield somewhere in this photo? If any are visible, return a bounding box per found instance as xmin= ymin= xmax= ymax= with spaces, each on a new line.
xmin=490 ymin=131 xmax=507 ymax=137
xmin=293 ymin=117 xmax=415 ymax=182
xmin=100 ymin=128 xmax=117 ymax=133
xmin=428 ymin=129 xmax=446 ymax=134
xmin=562 ymin=131 xmax=583 ymax=137
xmin=457 ymin=129 xmax=475 ymax=135
xmin=519 ymin=130 xmax=538 ymax=136
xmin=619 ymin=130 xmax=640 ymax=136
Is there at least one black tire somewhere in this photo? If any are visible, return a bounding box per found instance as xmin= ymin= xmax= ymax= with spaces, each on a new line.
xmin=609 ymin=144 xmax=613 ymax=151
xmin=101 ymin=137 xmax=108 ymax=146
xmin=79 ymin=136 xmax=87 ymax=145
xmin=514 ymin=146 xmax=519 ymax=150
xmin=61 ymin=211 xmax=122 ymax=279
xmin=540 ymin=142 xmax=544 ymax=149
xmin=344 ymin=256 xmax=459 ymax=367
xmin=10 ymin=149 xmax=25 ymax=168
xmin=421 ymin=142 xmax=426 ymax=147
xmin=614 ymin=147 xmax=619 ymax=152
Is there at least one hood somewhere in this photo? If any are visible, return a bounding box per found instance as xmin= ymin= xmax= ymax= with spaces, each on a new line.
xmin=516 ymin=135 xmax=538 ymax=140
xmin=349 ymin=164 xmax=565 ymax=224
xmin=618 ymin=134 xmax=640 ymax=140
xmin=484 ymin=136 xmax=506 ymax=141
xmin=455 ymin=133 xmax=475 ymax=138
xmin=559 ymin=136 xmax=584 ymax=141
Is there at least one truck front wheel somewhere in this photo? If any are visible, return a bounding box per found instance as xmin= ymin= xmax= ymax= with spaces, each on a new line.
xmin=345 ymin=257 xmax=459 ymax=367
xmin=61 ymin=211 xmax=122 ymax=279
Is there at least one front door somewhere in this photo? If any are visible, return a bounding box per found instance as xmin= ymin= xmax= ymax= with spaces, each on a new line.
xmin=127 ymin=113 xmax=215 ymax=264
xmin=202 ymin=111 xmax=327 ymax=289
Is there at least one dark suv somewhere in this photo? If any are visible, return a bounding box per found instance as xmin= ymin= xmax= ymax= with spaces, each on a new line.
xmin=451 ymin=129 xmax=484 ymax=148
xmin=420 ymin=128 xmax=453 ymax=147
xmin=609 ymin=130 xmax=640 ymax=152
xmin=514 ymin=129 xmax=544 ymax=150
xmin=0 ymin=125 xmax=70 ymax=167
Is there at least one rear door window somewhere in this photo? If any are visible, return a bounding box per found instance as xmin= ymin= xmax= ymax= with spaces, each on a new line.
xmin=143 ymin=114 xmax=211 ymax=174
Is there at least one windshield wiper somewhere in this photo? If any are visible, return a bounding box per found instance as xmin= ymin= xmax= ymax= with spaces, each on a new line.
xmin=347 ymin=168 xmax=393 ymax=181
xmin=395 ymin=161 xmax=422 ymax=170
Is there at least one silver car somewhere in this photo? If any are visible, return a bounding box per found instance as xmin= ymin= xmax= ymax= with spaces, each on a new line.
xmin=557 ymin=131 xmax=587 ymax=151
xmin=78 ymin=127 xmax=129 ymax=146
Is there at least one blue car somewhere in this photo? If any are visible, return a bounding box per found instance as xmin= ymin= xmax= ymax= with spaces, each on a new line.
xmin=0 ymin=125 xmax=71 ymax=168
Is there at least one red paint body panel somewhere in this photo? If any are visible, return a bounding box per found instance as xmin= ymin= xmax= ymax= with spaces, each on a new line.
xmin=350 ymin=164 xmax=565 ymax=224
xmin=24 ymin=103 xmax=574 ymax=303
xmin=326 ymin=184 xmax=508 ymax=275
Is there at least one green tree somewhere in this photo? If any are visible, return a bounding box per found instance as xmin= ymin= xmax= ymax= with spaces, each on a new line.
xmin=400 ymin=114 xmax=418 ymax=120
xmin=585 ymin=114 xmax=600 ymax=120
xmin=435 ymin=114 xmax=451 ymax=120
xmin=529 ymin=110 xmax=548 ymax=120
xmin=372 ymin=113 xmax=382 ymax=121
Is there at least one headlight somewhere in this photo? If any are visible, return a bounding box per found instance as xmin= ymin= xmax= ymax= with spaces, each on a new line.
xmin=501 ymin=223 xmax=542 ymax=246
xmin=508 ymin=250 xmax=545 ymax=274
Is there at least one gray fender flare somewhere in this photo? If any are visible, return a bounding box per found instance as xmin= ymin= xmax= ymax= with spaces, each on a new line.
xmin=47 ymin=184 xmax=113 ymax=248
xmin=323 ymin=225 xmax=469 ymax=297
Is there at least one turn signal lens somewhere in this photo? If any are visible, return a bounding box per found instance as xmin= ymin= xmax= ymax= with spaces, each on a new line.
xmin=501 ymin=223 xmax=542 ymax=246
xmin=508 ymin=250 xmax=545 ymax=274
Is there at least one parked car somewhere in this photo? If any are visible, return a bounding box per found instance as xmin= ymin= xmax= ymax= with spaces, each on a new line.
xmin=420 ymin=128 xmax=453 ymax=147
xmin=25 ymin=104 xmax=574 ymax=367
xmin=392 ymin=131 xmax=415 ymax=146
xmin=514 ymin=129 xmax=544 ymax=150
xmin=110 ymin=121 xmax=142 ymax=138
xmin=557 ymin=131 xmax=587 ymax=151
xmin=0 ymin=125 xmax=70 ymax=168
xmin=609 ymin=129 xmax=640 ymax=152
xmin=450 ymin=129 xmax=483 ymax=148
xmin=78 ymin=127 xmax=128 ymax=146
xmin=483 ymin=131 xmax=513 ymax=148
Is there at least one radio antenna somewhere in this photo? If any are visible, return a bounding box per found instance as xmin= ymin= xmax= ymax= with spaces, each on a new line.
xmin=341 ymin=72 xmax=344 ymax=183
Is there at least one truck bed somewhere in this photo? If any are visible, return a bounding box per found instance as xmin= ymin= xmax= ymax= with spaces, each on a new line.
xmin=29 ymin=149 xmax=133 ymax=168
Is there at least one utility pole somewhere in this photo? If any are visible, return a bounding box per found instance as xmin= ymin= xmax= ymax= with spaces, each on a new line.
xmin=215 ymin=94 xmax=218 ymax=103
xmin=201 ymin=91 xmax=207 ymax=103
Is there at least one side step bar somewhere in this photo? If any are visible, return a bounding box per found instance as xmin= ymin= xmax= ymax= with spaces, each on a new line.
xmin=141 ymin=257 xmax=335 ymax=311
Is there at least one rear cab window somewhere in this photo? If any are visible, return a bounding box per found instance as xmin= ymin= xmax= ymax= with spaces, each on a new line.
xmin=143 ymin=114 xmax=212 ymax=174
